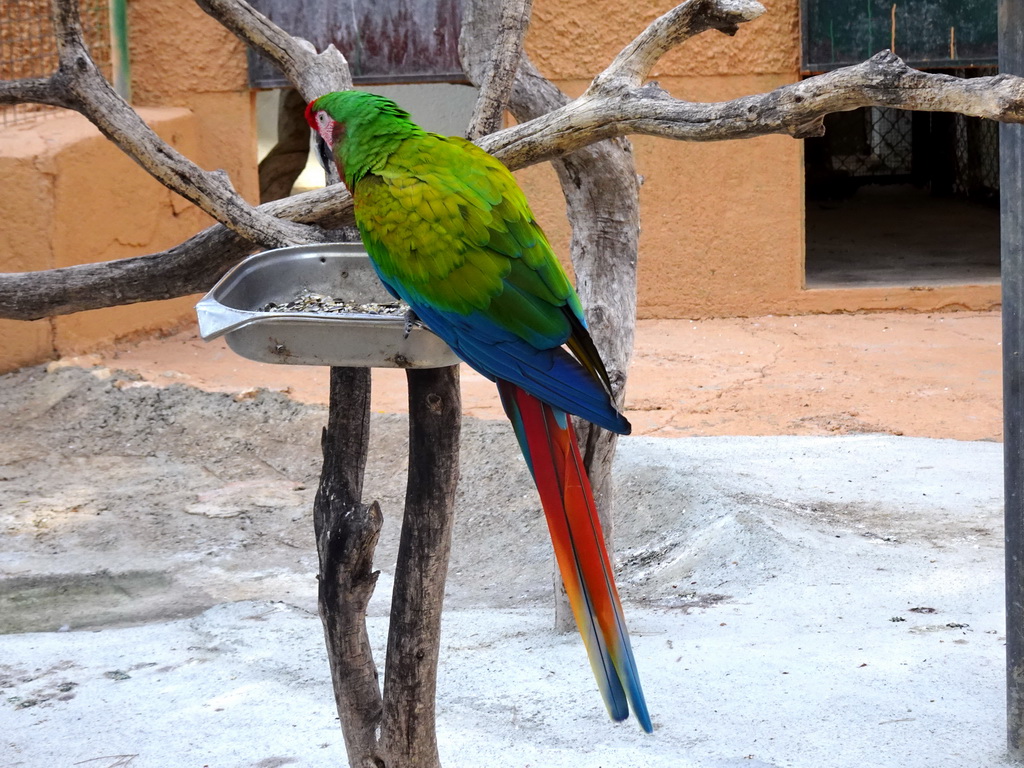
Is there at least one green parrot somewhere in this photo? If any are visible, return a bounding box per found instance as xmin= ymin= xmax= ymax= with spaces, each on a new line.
xmin=306 ymin=90 xmax=651 ymax=732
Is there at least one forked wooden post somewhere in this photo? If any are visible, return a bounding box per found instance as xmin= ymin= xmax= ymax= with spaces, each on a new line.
xmin=312 ymin=367 xmax=382 ymax=763
xmin=313 ymin=364 xmax=461 ymax=768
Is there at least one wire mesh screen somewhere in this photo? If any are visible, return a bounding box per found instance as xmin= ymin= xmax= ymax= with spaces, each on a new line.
xmin=824 ymin=107 xmax=914 ymax=177
xmin=959 ymin=115 xmax=1000 ymax=194
xmin=0 ymin=0 xmax=113 ymax=127
xmin=804 ymin=67 xmax=999 ymax=202
xmin=950 ymin=70 xmax=1000 ymax=199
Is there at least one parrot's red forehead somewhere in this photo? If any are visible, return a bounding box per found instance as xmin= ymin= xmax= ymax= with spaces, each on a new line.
xmin=303 ymin=100 xmax=318 ymax=130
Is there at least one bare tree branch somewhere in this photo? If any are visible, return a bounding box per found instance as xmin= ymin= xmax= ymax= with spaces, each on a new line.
xmin=480 ymin=51 xmax=1024 ymax=169
xmin=195 ymin=0 xmax=350 ymax=197
xmin=194 ymin=0 xmax=352 ymax=101
xmin=590 ymin=0 xmax=765 ymax=92
xmin=0 ymin=186 xmax=354 ymax=321
xmin=313 ymin=368 xmax=384 ymax=767
xmin=462 ymin=0 xmax=533 ymax=140
xmin=377 ymin=367 xmax=461 ymax=768
xmin=258 ymin=89 xmax=313 ymax=203
xmin=39 ymin=0 xmax=328 ymax=248
xmin=0 ymin=77 xmax=72 ymax=107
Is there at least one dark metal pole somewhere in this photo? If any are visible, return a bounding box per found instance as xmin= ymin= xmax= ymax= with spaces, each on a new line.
xmin=1002 ymin=0 xmax=1024 ymax=758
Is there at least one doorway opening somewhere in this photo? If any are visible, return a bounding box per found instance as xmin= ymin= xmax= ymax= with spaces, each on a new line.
xmin=803 ymin=69 xmax=1000 ymax=288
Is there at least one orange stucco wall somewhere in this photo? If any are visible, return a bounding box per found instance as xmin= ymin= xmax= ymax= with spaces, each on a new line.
xmin=128 ymin=0 xmax=258 ymax=200
xmin=0 ymin=109 xmax=219 ymax=369
xmin=517 ymin=0 xmax=807 ymax=319
xmin=0 ymin=0 xmax=258 ymax=373
xmin=520 ymin=0 xmax=1000 ymax=318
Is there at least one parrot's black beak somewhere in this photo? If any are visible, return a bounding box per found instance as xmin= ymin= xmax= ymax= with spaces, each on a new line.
xmin=314 ymin=134 xmax=332 ymax=172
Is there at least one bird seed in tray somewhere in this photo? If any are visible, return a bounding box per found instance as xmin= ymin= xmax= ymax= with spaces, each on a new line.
xmin=262 ymin=290 xmax=407 ymax=316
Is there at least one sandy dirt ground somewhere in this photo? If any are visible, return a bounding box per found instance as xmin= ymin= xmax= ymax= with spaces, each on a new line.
xmin=1 ymin=308 xmax=1001 ymax=636
xmin=72 ymin=310 xmax=1002 ymax=441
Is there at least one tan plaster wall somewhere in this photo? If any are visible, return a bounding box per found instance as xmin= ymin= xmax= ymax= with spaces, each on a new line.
xmin=515 ymin=74 xmax=806 ymax=319
xmin=519 ymin=0 xmax=813 ymax=319
xmin=128 ymin=0 xmax=259 ymax=203
xmin=47 ymin=109 xmax=214 ymax=354
xmin=527 ymin=0 xmax=800 ymax=79
xmin=635 ymin=75 xmax=805 ymax=318
xmin=518 ymin=1 xmax=810 ymax=319
xmin=0 ymin=125 xmax=58 ymax=369
xmin=0 ymin=109 xmax=221 ymax=371
xmin=519 ymin=0 xmax=1000 ymax=319
xmin=1 ymin=0 xmax=260 ymax=372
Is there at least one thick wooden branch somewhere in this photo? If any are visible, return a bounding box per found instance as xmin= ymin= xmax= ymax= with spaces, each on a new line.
xmin=0 ymin=185 xmax=353 ymax=320
xmin=462 ymin=0 xmax=533 ymax=141
xmin=481 ymin=50 xmax=1024 ymax=168
xmin=313 ymin=367 xmax=384 ymax=767
xmin=45 ymin=0 xmax=324 ymax=248
xmin=258 ymin=88 xmax=313 ymax=203
xmin=590 ymin=0 xmax=765 ymax=92
xmin=194 ymin=0 xmax=351 ymax=101
xmin=378 ymin=367 xmax=461 ymax=768
xmin=0 ymin=77 xmax=72 ymax=107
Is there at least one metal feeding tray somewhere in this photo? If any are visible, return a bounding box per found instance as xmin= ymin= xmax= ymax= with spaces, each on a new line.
xmin=196 ymin=243 xmax=460 ymax=368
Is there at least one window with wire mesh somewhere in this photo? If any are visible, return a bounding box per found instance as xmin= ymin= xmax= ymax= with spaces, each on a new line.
xmin=804 ymin=67 xmax=999 ymax=203
xmin=1 ymin=0 xmax=113 ymax=127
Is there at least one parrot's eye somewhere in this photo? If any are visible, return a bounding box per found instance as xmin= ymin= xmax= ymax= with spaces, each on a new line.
xmin=317 ymin=112 xmax=330 ymax=128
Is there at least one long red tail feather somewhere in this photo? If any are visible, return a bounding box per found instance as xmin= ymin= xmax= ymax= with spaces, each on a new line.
xmin=497 ymin=380 xmax=652 ymax=732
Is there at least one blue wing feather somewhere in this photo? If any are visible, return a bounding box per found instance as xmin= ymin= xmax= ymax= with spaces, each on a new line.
xmin=405 ymin=299 xmax=629 ymax=434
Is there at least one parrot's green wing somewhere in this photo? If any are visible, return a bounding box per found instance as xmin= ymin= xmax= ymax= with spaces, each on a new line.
xmin=354 ymin=133 xmax=623 ymax=430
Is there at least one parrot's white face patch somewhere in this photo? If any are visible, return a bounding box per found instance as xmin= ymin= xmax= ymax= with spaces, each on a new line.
xmin=314 ymin=111 xmax=342 ymax=147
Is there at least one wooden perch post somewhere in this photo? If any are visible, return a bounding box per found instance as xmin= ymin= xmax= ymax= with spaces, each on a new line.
xmin=380 ymin=366 xmax=461 ymax=768
xmin=313 ymin=367 xmax=383 ymax=763
xmin=314 ymin=364 xmax=461 ymax=768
